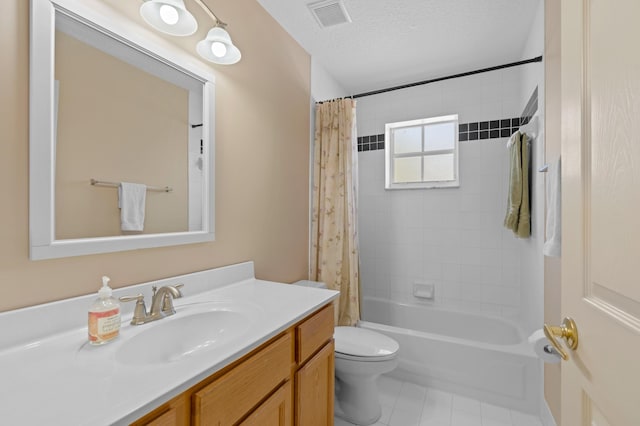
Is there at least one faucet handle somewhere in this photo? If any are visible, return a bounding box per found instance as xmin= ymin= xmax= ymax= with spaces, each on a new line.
xmin=119 ymin=294 xmax=147 ymax=325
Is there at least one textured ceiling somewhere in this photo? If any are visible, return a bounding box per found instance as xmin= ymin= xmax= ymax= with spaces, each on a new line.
xmin=256 ymin=0 xmax=541 ymax=95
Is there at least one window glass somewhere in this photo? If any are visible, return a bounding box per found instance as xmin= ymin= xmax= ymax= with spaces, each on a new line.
xmin=423 ymin=153 xmax=455 ymax=181
xmin=394 ymin=157 xmax=422 ymax=183
xmin=384 ymin=114 xmax=459 ymax=189
xmin=393 ymin=126 xmax=422 ymax=154
xmin=423 ymin=122 xmax=455 ymax=152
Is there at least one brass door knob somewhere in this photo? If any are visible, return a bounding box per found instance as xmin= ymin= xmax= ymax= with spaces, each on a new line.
xmin=543 ymin=317 xmax=579 ymax=361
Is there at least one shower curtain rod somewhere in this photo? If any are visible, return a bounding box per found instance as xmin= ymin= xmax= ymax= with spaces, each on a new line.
xmin=316 ymin=96 xmax=354 ymax=105
xmin=350 ymin=55 xmax=543 ymax=99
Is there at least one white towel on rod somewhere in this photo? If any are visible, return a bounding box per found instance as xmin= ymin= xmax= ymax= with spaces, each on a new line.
xmin=543 ymin=157 xmax=561 ymax=257
xmin=118 ymin=182 xmax=147 ymax=231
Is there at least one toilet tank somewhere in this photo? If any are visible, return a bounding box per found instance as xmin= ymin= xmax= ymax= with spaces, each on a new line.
xmin=293 ymin=280 xmax=327 ymax=289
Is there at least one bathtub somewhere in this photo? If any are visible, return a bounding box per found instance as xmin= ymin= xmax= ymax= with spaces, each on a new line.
xmin=360 ymin=296 xmax=540 ymax=413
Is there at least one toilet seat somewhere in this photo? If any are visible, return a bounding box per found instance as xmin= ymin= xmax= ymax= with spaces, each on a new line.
xmin=334 ymin=326 xmax=399 ymax=362
xmin=335 ymin=351 xmax=396 ymax=362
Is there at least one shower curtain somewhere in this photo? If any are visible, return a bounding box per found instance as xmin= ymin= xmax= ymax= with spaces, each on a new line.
xmin=310 ymin=98 xmax=360 ymax=326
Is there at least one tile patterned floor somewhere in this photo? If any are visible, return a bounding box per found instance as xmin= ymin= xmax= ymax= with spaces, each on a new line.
xmin=334 ymin=376 xmax=544 ymax=426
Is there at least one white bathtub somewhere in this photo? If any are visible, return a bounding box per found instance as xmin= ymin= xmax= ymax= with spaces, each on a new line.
xmin=360 ymin=296 xmax=540 ymax=413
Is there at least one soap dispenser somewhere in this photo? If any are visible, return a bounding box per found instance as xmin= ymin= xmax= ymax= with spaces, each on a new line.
xmin=88 ymin=276 xmax=121 ymax=345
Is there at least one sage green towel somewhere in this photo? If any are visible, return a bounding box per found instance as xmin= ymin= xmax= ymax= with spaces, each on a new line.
xmin=503 ymin=132 xmax=531 ymax=238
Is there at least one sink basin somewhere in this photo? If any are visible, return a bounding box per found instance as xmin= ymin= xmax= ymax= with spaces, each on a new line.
xmin=115 ymin=302 xmax=256 ymax=365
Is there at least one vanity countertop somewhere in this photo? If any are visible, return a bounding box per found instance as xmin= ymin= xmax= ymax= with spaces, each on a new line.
xmin=0 ymin=263 xmax=338 ymax=425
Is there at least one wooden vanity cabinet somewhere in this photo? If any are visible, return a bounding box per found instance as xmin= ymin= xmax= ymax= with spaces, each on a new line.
xmin=294 ymin=304 xmax=335 ymax=426
xmin=131 ymin=303 xmax=334 ymax=426
xmin=239 ymin=381 xmax=292 ymax=426
xmin=192 ymin=332 xmax=294 ymax=425
xmin=132 ymin=392 xmax=190 ymax=426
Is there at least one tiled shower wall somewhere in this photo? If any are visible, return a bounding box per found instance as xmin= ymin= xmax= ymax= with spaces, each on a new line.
xmin=357 ymin=66 xmax=537 ymax=320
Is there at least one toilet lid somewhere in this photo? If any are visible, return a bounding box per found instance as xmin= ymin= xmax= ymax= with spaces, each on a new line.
xmin=334 ymin=326 xmax=399 ymax=359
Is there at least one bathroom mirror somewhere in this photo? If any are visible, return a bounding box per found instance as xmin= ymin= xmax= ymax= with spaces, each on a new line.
xmin=29 ymin=0 xmax=215 ymax=259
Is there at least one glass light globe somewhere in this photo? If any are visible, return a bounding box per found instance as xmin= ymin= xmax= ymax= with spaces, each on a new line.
xmin=210 ymin=41 xmax=228 ymax=58
xmin=159 ymin=4 xmax=179 ymax=25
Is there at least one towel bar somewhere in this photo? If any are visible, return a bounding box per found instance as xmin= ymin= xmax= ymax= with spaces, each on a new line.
xmin=90 ymin=179 xmax=172 ymax=192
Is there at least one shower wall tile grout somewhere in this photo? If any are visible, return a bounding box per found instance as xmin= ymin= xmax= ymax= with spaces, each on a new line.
xmin=356 ymin=66 xmax=537 ymax=321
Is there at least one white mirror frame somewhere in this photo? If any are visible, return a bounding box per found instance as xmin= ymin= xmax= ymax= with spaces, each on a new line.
xmin=29 ymin=0 xmax=215 ymax=260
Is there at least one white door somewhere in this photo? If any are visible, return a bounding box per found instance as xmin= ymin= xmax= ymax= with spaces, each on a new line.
xmin=559 ymin=0 xmax=640 ymax=424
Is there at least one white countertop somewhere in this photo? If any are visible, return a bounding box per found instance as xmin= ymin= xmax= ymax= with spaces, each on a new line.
xmin=0 ymin=262 xmax=338 ymax=425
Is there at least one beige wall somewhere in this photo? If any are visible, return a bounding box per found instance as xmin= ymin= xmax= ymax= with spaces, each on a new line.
xmin=55 ymin=31 xmax=189 ymax=238
xmin=0 ymin=0 xmax=311 ymax=312
xmin=544 ymin=0 xmax=562 ymax=422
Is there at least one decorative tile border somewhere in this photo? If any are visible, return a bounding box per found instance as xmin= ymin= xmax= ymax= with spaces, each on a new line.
xmin=357 ymin=134 xmax=385 ymax=152
xmin=357 ymin=86 xmax=539 ymax=152
xmin=458 ymin=117 xmax=522 ymax=142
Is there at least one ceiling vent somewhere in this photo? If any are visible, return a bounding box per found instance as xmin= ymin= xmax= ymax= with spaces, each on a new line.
xmin=308 ymin=0 xmax=352 ymax=28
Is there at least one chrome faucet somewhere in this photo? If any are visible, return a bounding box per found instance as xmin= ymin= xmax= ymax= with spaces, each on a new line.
xmin=120 ymin=284 xmax=184 ymax=325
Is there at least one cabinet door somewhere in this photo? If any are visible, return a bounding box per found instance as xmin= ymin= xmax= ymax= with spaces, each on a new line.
xmin=295 ymin=340 xmax=334 ymax=426
xmin=143 ymin=409 xmax=177 ymax=426
xmin=193 ymin=332 xmax=293 ymax=426
xmin=130 ymin=393 xmax=189 ymax=426
xmin=240 ymin=381 xmax=292 ymax=426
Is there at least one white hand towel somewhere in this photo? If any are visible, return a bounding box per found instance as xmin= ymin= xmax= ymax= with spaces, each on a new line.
xmin=118 ymin=182 xmax=147 ymax=231
xmin=543 ymin=157 xmax=561 ymax=257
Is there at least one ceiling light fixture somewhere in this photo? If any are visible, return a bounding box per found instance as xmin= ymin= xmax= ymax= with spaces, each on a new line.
xmin=139 ymin=0 xmax=242 ymax=65
xmin=139 ymin=0 xmax=198 ymax=36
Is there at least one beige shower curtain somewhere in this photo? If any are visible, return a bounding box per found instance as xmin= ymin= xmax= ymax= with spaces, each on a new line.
xmin=310 ymin=98 xmax=360 ymax=326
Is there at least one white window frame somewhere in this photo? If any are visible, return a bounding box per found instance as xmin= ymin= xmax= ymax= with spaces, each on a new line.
xmin=384 ymin=114 xmax=459 ymax=190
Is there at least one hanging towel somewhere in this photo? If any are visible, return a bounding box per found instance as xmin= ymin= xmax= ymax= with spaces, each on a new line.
xmin=504 ymin=132 xmax=523 ymax=231
xmin=516 ymin=133 xmax=531 ymax=238
xmin=118 ymin=182 xmax=147 ymax=231
xmin=503 ymin=131 xmax=531 ymax=238
xmin=543 ymin=157 xmax=561 ymax=256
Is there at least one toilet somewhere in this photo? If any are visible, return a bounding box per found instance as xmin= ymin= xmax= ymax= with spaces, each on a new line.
xmin=293 ymin=280 xmax=399 ymax=425
xmin=333 ymin=326 xmax=399 ymax=425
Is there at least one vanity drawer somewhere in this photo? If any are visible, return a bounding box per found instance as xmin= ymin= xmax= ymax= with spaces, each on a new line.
xmin=239 ymin=380 xmax=292 ymax=426
xmin=192 ymin=331 xmax=293 ymax=425
xmin=295 ymin=304 xmax=334 ymax=365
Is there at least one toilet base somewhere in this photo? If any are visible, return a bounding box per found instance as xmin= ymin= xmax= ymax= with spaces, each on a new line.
xmin=334 ymin=375 xmax=383 ymax=426
xmin=334 ymin=400 xmax=382 ymax=426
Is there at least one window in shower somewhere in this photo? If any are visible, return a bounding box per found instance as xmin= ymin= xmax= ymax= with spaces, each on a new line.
xmin=384 ymin=114 xmax=459 ymax=189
